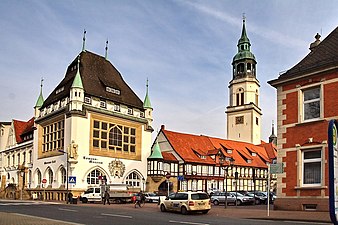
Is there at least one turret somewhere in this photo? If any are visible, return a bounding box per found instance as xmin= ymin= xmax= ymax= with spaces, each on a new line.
xmin=143 ymin=79 xmax=153 ymax=127
xmin=34 ymin=78 xmax=44 ymax=118
xmin=69 ymin=56 xmax=84 ymax=111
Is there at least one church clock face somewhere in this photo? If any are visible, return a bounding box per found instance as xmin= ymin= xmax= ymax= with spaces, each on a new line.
xmin=235 ymin=116 xmax=244 ymax=124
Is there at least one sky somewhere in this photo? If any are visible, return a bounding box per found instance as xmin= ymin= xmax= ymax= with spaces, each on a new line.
xmin=1 ymin=0 xmax=338 ymax=142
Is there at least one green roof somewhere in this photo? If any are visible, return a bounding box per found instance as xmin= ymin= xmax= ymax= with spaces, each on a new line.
xmin=35 ymin=90 xmax=44 ymax=108
xmin=143 ymin=79 xmax=152 ymax=109
xmin=72 ymin=57 xmax=84 ymax=89
xmin=148 ymin=141 xmax=163 ymax=159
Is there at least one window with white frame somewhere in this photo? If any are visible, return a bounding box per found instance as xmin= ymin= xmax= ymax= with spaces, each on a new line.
xmin=303 ymin=149 xmax=322 ymax=186
xmin=125 ymin=172 xmax=141 ymax=188
xmin=303 ymin=87 xmax=321 ymax=121
xmin=60 ymin=167 xmax=66 ymax=184
xmin=86 ymin=169 xmax=104 ymax=185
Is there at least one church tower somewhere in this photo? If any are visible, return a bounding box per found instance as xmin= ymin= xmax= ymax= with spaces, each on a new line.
xmin=226 ymin=17 xmax=262 ymax=145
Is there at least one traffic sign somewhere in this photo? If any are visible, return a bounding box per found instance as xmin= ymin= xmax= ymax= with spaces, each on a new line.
xmin=42 ymin=178 xmax=47 ymax=184
xmin=69 ymin=176 xmax=76 ymax=184
xmin=270 ymin=163 xmax=284 ymax=174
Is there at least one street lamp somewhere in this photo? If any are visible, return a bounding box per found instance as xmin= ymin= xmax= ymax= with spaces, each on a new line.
xmin=20 ymin=169 xmax=25 ymax=200
xmin=219 ymin=155 xmax=235 ymax=208
xmin=58 ymin=149 xmax=69 ymax=203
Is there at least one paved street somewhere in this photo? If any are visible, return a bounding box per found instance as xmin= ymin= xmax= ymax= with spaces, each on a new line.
xmin=0 ymin=199 xmax=332 ymax=225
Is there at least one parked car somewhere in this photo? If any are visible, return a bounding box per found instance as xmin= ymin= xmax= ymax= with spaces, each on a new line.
xmin=210 ymin=192 xmax=236 ymax=205
xmin=144 ymin=192 xmax=160 ymax=203
xmin=246 ymin=191 xmax=267 ymax=205
xmin=159 ymin=191 xmax=211 ymax=215
xmin=229 ymin=192 xmax=255 ymax=205
xmin=207 ymin=188 xmax=220 ymax=196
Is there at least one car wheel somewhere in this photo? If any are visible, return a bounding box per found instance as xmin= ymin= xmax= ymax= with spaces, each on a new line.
xmin=160 ymin=204 xmax=166 ymax=212
xmin=149 ymin=199 xmax=153 ymax=203
xmin=236 ymin=200 xmax=241 ymax=206
xmin=213 ymin=200 xmax=219 ymax=206
xmin=255 ymin=199 xmax=260 ymax=205
xmin=181 ymin=206 xmax=188 ymax=215
xmin=82 ymin=198 xmax=88 ymax=203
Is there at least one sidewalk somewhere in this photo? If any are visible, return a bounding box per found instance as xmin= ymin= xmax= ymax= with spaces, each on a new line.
xmin=209 ymin=205 xmax=332 ymax=223
xmin=0 ymin=199 xmax=333 ymax=224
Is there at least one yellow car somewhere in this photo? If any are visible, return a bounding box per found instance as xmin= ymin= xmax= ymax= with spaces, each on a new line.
xmin=159 ymin=192 xmax=211 ymax=215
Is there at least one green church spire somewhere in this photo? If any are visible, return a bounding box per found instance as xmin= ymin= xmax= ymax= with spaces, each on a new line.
xmin=72 ymin=56 xmax=84 ymax=89
xmin=143 ymin=78 xmax=152 ymax=109
xmin=35 ymin=78 xmax=44 ymax=108
xmin=233 ymin=15 xmax=256 ymax=63
xmin=148 ymin=140 xmax=163 ymax=159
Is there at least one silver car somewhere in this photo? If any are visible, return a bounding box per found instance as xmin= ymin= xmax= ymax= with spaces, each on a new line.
xmin=210 ymin=192 xmax=236 ymax=205
xmin=229 ymin=192 xmax=255 ymax=205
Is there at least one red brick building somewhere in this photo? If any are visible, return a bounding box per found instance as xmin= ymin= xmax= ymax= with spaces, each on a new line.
xmin=269 ymin=27 xmax=338 ymax=211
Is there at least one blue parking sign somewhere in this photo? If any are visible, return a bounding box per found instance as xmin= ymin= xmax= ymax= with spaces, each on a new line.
xmin=69 ymin=176 xmax=76 ymax=184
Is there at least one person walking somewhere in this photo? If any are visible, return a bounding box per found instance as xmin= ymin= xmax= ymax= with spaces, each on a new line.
xmin=103 ymin=190 xmax=110 ymax=205
xmin=67 ymin=192 xmax=73 ymax=204
xmin=134 ymin=191 xmax=145 ymax=208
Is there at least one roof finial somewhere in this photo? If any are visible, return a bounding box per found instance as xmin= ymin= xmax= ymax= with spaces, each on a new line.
xmin=105 ymin=39 xmax=109 ymax=60
xmin=40 ymin=77 xmax=44 ymax=90
xmin=242 ymin=12 xmax=246 ymax=23
xmin=82 ymin=29 xmax=87 ymax=52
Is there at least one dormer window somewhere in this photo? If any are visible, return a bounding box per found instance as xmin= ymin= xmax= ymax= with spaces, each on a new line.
xmin=56 ymin=86 xmax=64 ymax=94
xmin=200 ymin=155 xmax=206 ymax=159
xmin=140 ymin=112 xmax=145 ymax=118
xmin=251 ymin=152 xmax=257 ymax=156
xmin=100 ymin=101 xmax=106 ymax=108
xmin=128 ymin=108 xmax=133 ymax=115
xmin=106 ymin=86 xmax=121 ymax=95
xmin=114 ymin=105 xmax=120 ymax=112
xmin=84 ymin=97 xmax=92 ymax=104
xmin=227 ymin=149 xmax=232 ymax=154
xmin=247 ymin=159 xmax=252 ymax=164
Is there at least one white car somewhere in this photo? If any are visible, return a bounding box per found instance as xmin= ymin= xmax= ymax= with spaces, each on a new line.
xmin=159 ymin=192 xmax=211 ymax=215
xmin=144 ymin=192 xmax=160 ymax=203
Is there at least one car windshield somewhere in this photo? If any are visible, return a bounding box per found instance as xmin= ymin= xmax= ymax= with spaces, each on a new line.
xmin=191 ymin=193 xmax=209 ymax=200
xmin=148 ymin=193 xmax=157 ymax=197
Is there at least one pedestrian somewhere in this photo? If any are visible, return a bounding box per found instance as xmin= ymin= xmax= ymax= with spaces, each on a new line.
xmin=103 ymin=190 xmax=110 ymax=205
xmin=67 ymin=192 xmax=73 ymax=204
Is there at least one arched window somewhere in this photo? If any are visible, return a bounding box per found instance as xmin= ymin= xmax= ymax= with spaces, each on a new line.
xmin=87 ymin=169 xmax=104 ymax=185
xmin=109 ymin=126 xmax=123 ymax=149
xmin=237 ymin=63 xmax=244 ymax=74
xmin=48 ymin=168 xmax=53 ymax=184
xmin=125 ymin=172 xmax=141 ymax=188
xmin=236 ymin=88 xmax=244 ymax=106
xmin=60 ymin=167 xmax=66 ymax=184
xmin=37 ymin=170 xmax=42 ymax=184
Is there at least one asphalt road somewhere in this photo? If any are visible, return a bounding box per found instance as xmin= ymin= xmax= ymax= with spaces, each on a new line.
xmin=0 ymin=200 xmax=329 ymax=225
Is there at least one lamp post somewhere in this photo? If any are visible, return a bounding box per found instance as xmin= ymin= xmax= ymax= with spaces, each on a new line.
xmin=219 ymin=156 xmax=235 ymax=209
xmin=20 ymin=169 xmax=25 ymax=200
xmin=58 ymin=149 xmax=69 ymax=203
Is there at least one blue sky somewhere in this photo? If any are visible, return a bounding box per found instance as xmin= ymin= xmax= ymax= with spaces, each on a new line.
xmin=1 ymin=0 xmax=338 ymax=141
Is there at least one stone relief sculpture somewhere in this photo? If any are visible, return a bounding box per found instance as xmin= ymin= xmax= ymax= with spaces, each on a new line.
xmin=109 ymin=159 xmax=125 ymax=178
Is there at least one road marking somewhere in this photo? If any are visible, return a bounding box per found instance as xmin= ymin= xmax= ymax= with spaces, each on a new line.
xmin=13 ymin=213 xmax=84 ymax=225
xmin=169 ymin=220 xmax=210 ymax=225
xmin=101 ymin=213 xmax=132 ymax=218
xmin=59 ymin=208 xmax=78 ymax=212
